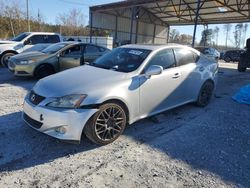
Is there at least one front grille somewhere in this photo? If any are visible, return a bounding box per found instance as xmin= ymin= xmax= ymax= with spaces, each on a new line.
xmin=29 ymin=90 xmax=46 ymax=105
xmin=23 ymin=113 xmax=43 ymax=129
xmin=17 ymin=71 xmax=29 ymax=75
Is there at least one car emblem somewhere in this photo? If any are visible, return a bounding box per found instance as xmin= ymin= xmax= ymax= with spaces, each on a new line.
xmin=31 ymin=94 xmax=36 ymax=102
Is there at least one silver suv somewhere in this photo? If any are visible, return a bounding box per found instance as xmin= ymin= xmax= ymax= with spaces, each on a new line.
xmin=0 ymin=32 xmax=62 ymax=67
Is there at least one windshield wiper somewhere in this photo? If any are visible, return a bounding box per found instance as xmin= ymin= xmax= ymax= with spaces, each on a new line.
xmin=89 ymin=62 xmax=110 ymax=70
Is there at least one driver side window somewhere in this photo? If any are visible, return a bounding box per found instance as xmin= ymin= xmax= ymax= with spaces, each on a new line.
xmin=63 ymin=45 xmax=81 ymax=56
xmin=144 ymin=49 xmax=176 ymax=71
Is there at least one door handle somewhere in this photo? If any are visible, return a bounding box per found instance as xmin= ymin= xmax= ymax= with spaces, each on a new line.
xmin=172 ymin=73 xmax=180 ymax=78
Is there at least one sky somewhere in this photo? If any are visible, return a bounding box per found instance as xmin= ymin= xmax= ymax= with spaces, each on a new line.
xmin=28 ymin=0 xmax=121 ymax=25
xmin=15 ymin=0 xmax=250 ymax=47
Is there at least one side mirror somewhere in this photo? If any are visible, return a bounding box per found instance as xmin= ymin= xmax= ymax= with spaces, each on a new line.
xmin=145 ymin=65 xmax=163 ymax=78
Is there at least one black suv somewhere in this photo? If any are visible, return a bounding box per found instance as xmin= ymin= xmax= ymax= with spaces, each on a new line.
xmin=223 ymin=50 xmax=243 ymax=62
xmin=238 ymin=38 xmax=250 ymax=72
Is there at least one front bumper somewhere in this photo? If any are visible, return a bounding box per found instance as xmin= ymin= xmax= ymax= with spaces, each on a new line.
xmin=8 ymin=60 xmax=35 ymax=76
xmin=23 ymin=98 xmax=98 ymax=142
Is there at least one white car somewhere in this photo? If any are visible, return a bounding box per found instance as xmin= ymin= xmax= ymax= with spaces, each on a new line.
xmin=0 ymin=32 xmax=63 ymax=67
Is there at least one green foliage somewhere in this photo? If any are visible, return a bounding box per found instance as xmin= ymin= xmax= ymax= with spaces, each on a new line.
xmin=199 ymin=29 xmax=213 ymax=46
xmin=168 ymin=29 xmax=192 ymax=45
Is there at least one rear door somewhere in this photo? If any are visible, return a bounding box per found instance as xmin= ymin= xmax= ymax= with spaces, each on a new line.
xmin=47 ymin=35 xmax=61 ymax=44
xmin=174 ymin=48 xmax=202 ymax=102
xmin=59 ymin=44 xmax=83 ymax=71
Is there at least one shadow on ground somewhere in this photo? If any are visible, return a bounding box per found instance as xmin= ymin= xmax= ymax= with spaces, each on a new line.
xmin=0 ymin=66 xmax=249 ymax=187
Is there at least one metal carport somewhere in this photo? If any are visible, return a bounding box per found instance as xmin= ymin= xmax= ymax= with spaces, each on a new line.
xmin=89 ymin=0 xmax=250 ymax=47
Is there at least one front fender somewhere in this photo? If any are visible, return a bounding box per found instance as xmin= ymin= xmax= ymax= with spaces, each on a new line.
xmin=81 ymin=80 xmax=140 ymax=124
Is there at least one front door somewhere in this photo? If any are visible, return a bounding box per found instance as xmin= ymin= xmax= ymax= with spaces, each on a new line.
xmin=139 ymin=48 xmax=182 ymax=117
xmin=59 ymin=45 xmax=82 ymax=71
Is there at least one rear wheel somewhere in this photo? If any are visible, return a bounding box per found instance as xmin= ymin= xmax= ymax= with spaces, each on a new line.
xmin=237 ymin=62 xmax=247 ymax=72
xmin=1 ymin=52 xmax=15 ymax=67
xmin=196 ymin=81 xmax=214 ymax=107
xmin=35 ymin=64 xmax=55 ymax=79
xmin=84 ymin=102 xmax=127 ymax=145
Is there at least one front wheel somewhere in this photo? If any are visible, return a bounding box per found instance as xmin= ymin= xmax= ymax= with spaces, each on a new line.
xmin=196 ymin=81 xmax=214 ymax=107
xmin=1 ymin=52 xmax=15 ymax=67
xmin=84 ymin=102 xmax=127 ymax=145
xmin=34 ymin=64 xmax=55 ymax=79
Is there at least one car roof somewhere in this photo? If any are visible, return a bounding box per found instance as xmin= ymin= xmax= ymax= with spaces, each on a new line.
xmin=56 ymin=42 xmax=109 ymax=49
xmin=121 ymin=43 xmax=189 ymax=51
xmin=24 ymin=32 xmax=60 ymax=35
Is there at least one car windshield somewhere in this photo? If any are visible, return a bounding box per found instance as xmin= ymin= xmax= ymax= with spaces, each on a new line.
xmin=42 ymin=43 xmax=70 ymax=54
xmin=11 ymin=33 xmax=30 ymax=42
xmin=90 ymin=48 xmax=151 ymax=73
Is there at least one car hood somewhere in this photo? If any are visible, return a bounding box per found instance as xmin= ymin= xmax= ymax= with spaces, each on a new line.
xmin=33 ymin=65 xmax=128 ymax=97
xmin=11 ymin=51 xmax=49 ymax=61
xmin=0 ymin=40 xmax=16 ymax=44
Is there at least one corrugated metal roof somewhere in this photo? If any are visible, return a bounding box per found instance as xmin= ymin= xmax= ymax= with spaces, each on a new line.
xmin=90 ymin=0 xmax=250 ymax=25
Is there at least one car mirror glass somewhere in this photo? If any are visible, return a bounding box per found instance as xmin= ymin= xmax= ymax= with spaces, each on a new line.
xmin=145 ymin=65 xmax=163 ymax=78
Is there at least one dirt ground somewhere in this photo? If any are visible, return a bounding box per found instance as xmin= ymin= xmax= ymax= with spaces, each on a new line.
xmin=0 ymin=62 xmax=250 ymax=188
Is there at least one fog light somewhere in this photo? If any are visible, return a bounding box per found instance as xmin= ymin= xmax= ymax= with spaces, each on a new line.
xmin=55 ymin=126 xmax=67 ymax=134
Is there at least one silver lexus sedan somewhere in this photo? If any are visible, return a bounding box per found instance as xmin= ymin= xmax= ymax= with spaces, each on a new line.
xmin=23 ymin=44 xmax=218 ymax=145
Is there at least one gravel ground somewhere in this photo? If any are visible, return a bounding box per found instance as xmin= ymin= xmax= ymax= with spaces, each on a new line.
xmin=0 ymin=62 xmax=250 ymax=188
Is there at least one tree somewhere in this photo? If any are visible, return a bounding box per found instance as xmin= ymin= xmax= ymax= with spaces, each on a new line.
xmin=242 ymin=23 xmax=248 ymax=47
xmin=2 ymin=0 xmax=26 ymax=37
xmin=234 ymin=23 xmax=243 ymax=48
xmin=199 ymin=28 xmax=213 ymax=46
xmin=214 ymin=26 xmax=219 ymax=46
xmin=56 ymin=8 xmax=85 ymax=36
xmin=168 ymin=29 xmax=180 ymax=43
xmin=223 ymin=24 xmax=232 ymax=48
xmin=179 ymin=34 xmax=192 ymax=45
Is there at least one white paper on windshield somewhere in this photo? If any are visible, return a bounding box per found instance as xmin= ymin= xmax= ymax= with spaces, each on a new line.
xmin=128 ymin=50 xmax=143 ymax=56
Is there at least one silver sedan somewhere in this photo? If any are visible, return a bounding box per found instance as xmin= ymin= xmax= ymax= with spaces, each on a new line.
xmin=23 ymin=44 xmax=218 ymax=145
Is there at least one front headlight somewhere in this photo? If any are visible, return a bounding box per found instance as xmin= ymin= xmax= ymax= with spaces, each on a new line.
xmin=18 ymin=60 xmax=35 ymax=65
xmin=47 ymin=94 xmax=87 ymax=108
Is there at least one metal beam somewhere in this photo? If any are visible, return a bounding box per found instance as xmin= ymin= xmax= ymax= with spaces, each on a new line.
xmin=214 ymin=0 xmax=248 ymax=17
xmin=192 ymin=0 xmax=201 ymax=47
xmin=130 ymin=8 xmax=135 ymax=43
xmin=89 ymin=11 xmax=93 ymax=43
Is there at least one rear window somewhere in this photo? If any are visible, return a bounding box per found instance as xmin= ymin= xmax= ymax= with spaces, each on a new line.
xmin=47 ymin=35 xmax=60 ymax=43
xmin=174 ymin=48 xmax=199 ymax=66
xmin=85 ymin=45 xmax=100 ymax=53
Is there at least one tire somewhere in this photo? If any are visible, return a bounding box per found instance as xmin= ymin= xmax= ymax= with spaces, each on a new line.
xmin=35 ymin=64 xmax=55 ymax=79
xmin=84 ymin=102 xmax=127 ymax=145
xmin=237 ymin=62 xmax=246 ymax=72
xmin=224 ymin=56 xmax=231 ymax=63
xmin=196 ymin=81 xmax=214 ymax=107
xmin=1 ymin=52 xmax=15 ymax=67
